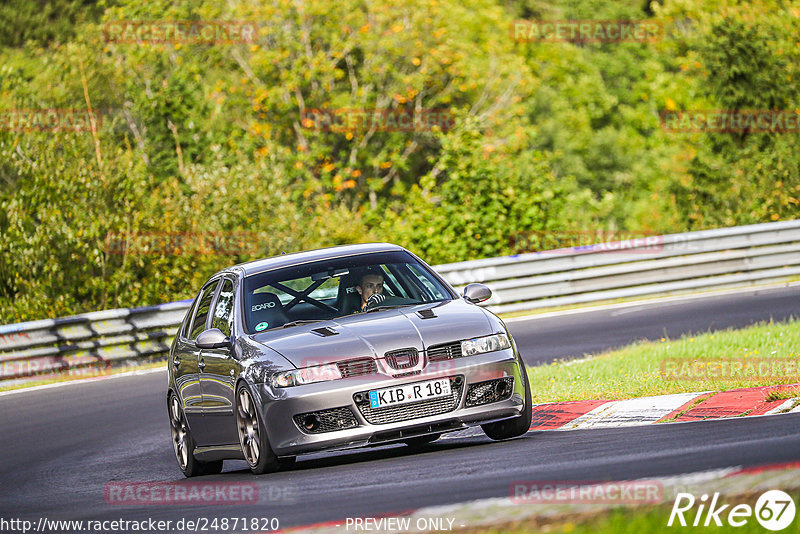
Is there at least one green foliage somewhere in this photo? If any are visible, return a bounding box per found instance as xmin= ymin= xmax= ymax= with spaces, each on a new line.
xmin=655 ymin=1 xmax=800 ymax=228
xmin=0 ymin=0 xmax=797 ymax=321
xmin=377 ymin=116 xmax=581 ymax=264
xmin=0 ymin=0 xmax=109 ymax=47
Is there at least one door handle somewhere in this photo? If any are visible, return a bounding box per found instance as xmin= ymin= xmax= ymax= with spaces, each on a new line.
xmin=198 ymin=359 xmax=206 ymax=371
xmin=173 ymin=357 xmax=180 ymax=368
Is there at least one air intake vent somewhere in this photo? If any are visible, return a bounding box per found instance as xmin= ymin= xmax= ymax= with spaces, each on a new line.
xmin=427 ymin=342 xmax=462 ymax=362
xmin=465 ymin=377 xmax=514 ymax=407
xmin=293 ymin=407 xmax=358 ymax=434
xmin=337 ymin=358 xmax=377 ymax=378
xmin=417 ymin=309 xmax=437 ymax=319
xmin=311 ymin=327 xmax=338 ymax=337
xmin=354 ymin=376 xmax=464 ymax=425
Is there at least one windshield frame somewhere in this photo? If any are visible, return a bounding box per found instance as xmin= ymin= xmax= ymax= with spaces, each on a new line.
xmin=241 ymin=250 xmax=457 ymax=334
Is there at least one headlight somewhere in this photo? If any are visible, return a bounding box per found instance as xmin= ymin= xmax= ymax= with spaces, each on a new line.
xmin=272 ymin=363 xmax=343 ymax=388
xmin=461 ymin=333 xmax=511 ymax=356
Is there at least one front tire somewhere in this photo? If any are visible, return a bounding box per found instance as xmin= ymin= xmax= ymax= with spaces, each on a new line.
xmin=481 ymin=358 xmax=532 ymax=441
xmin=168 ymin=393 xmax=223 ymax=477
xmin=236 ymin=383 xmax=280 ymax=475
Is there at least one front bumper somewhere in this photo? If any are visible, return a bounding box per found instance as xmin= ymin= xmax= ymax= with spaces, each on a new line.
xmin=256 ymin=349 xmax=525 ymax=456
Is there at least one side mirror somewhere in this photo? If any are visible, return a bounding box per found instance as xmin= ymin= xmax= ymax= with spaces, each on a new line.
xmin=463 ymin=283 xmax=492 ymax=304
xmin=196 ymin=328 xmax=230 ymax=349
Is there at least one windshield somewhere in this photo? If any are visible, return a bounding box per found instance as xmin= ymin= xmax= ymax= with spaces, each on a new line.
xmin=242 ymin=251 xmax=453 ymax=333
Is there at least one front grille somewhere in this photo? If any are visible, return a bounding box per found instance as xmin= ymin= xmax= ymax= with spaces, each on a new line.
xmin=354 ymin=376 xmax=464 ymax=425
xmin=427 ymin=342 xmax=462 ymax=362
xmin=337 ymin=358 xmax=377 ymax=378
xmin=385 ymin=348 xmax=419 ymax=370
xmin=293 ymin=407 xmax=358 ymax=434
xmin=465 ymin=377 xmax=514 ymax=407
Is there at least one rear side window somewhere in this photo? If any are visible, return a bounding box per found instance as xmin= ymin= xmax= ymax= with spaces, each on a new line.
xmin=211 ymin=279 xmax=235 ymax=338
xmin=189 ymin=281 xmax=219 ymax=340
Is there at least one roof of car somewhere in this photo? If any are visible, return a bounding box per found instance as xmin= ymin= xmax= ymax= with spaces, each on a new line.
xmin=226 ymin=242 xmax=408 ymax=277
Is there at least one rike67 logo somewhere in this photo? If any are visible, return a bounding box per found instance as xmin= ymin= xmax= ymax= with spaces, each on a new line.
xmin=668 ymin=490 xmax=796 ymax=531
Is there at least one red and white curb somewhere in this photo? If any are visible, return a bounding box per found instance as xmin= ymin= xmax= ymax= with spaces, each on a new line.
xmin=438 ymin=384 xmax=800 ymax=440
xmin=530 ymin=384 xmax=800 ymax=430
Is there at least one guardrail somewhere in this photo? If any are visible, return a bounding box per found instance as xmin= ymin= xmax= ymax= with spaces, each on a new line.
xmin=438 ymin=220 xmax=800 ymax=313
xmin=0 ymin=301 xmax=192 ymax=385
xmin=2 ymin=220 xmax=799 ymax=385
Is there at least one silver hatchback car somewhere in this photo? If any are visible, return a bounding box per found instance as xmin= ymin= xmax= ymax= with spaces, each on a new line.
xmin=167 ymin=243 xmax=532 ymax=476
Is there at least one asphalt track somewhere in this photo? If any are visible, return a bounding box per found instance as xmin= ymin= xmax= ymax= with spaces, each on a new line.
xmin=1 ymin=286 xmax=798 ymax=530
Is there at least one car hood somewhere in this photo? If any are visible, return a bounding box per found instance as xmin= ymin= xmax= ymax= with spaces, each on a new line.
xmin=249 ymin=299 xmax=494 ymax=368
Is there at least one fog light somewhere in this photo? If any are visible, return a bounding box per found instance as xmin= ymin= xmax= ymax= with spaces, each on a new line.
xmin=303 ymin=414 xmax=320 ymax=432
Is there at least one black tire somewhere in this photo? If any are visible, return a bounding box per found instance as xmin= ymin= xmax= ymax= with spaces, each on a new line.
xmin=168 ymin=393 xmax=224 ymax=477
xmin=236 ymin=383 xmax=280 ymax=475
xmin=481 ymin=358 xmax=532 ymax=441
xmin=403 ymin=433 xmax=441 ymax=448
xmin=278 ymin=456 xmax=297 ymax=469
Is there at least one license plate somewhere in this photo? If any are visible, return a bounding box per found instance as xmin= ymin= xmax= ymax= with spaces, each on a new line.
xmin=369 ymin=378 xmax=451 ymax=409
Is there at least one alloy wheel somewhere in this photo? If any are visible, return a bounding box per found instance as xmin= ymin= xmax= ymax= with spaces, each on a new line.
xmin=237 ymin=388 xmax=261 ymax=466
xmin=169 ymin=395 xmax=189 ymax=470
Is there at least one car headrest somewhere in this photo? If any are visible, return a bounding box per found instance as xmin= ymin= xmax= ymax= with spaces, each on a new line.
xmin=248 ymin=292 xmax=289 ymax=331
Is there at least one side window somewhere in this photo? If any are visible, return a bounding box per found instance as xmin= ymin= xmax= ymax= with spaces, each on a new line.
xmin=189 ymin=281 xmax=219 ymax=340
xmin=211 ymin=279 xmax=235 ymax=338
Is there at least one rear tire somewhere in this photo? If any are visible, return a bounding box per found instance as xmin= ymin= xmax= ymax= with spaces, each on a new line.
xmin=481 ymin=358 xmax=532 ymax=441
xmin=236 ymin=383 xmax=280 ymax=475
xmin=168 ymin=393 xmax=224 ymax=477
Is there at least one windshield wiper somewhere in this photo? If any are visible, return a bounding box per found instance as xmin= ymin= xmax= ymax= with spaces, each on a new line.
xmin=281 ymin=319 xmax=324 ymax=328
xmin=364 ymin=304 xmax=412 ymax=313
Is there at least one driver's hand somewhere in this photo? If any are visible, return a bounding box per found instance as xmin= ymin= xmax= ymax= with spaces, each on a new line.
xmin=365 ymin=293 xmax=386 ymax=309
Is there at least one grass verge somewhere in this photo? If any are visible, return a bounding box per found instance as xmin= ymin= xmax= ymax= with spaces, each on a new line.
xmin=454 ymin=490 xmax=800 ymax=534
xmin=526 ymin=319 xmax=800 ymax=403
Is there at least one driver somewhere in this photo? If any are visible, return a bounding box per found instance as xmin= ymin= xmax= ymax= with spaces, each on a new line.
xmin=355 ymin=269 xmax=386 ymax=312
